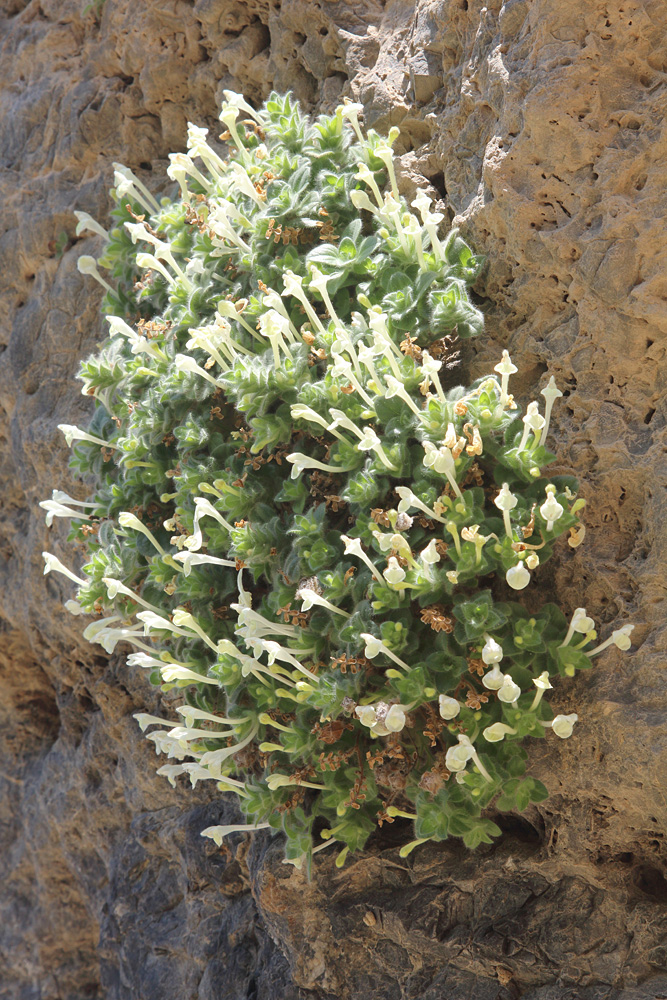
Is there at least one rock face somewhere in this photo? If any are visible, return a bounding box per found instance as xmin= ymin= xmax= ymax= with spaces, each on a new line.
xmin=1 ymin=0 xmax=666 ymax=997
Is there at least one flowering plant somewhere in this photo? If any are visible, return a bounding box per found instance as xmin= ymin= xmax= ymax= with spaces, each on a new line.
xmin=42 ymin=92 xmax=633 ymax=868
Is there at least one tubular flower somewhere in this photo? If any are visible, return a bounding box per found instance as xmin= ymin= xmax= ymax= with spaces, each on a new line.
xmin=550 ymin=714 xmax=578 ymax=739
xmin=506 ymin=561 xmax=531 ymax=590
xmin=494 ymin=350 xmax=518 ymax=405
xmin=560 ymin=607 xmax=596 ymax=647
xmin=589 ymin=624 xmax=635 ymax=656
xmin=517 ymin=401 xmax=546 ymax=452
xmin=422 ymin=441 xmax=464 ymax=499
xmin=540 ymin=485 xmax=564 ymax=532
xmin=481 ymin=635 xmax=503 ymax=664
xmin=494 ymin=483 xmax=518 ymax=538
xmin=497 ymin=674 xmax=522 ymax=704
xmin=438 ymin=695 xmax=461 ymax=720
xmin=539 ymin=376 xmax=563 ymax=444
xmin=482 ymin=665 xmax=505 ymax=691
xmin=483 ymin=723 xmax=517 ymax=743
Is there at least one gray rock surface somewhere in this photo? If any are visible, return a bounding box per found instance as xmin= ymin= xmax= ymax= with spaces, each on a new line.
xmin=0 ymin=0 xmax=665 ymax=997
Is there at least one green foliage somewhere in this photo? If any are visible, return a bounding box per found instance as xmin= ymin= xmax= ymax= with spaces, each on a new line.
xmin=41 ymin=92 xmax=633 ymax=870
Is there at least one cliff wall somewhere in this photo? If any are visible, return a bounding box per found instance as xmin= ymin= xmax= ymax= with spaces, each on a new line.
xmin=0 ymin=1 xmax=665 ymax=997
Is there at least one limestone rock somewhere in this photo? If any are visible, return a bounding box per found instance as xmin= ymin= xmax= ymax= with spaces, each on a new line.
xmin=0 ymin=0 xmax=665 ymax=997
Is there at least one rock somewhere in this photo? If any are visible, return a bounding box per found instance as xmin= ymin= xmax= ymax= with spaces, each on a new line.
xmin=0 ymin=0 xmax=665 ymax=997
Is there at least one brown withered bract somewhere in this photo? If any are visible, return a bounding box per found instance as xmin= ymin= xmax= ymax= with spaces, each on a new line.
xmin=420 ymin=604 xmax=455 ymax=632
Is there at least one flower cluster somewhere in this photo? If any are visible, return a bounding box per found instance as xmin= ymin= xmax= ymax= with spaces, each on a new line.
xmin=42 ymin=92 xmax=632 ymax=868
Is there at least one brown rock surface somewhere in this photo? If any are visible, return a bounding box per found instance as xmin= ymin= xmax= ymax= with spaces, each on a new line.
xmin=0 ymin=0 xmax=665 ymax=997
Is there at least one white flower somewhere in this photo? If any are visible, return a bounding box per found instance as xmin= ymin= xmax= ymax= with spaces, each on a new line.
xmin=201 ymin=822 xmax=271 ymax=847
xmin=493 ymin=350 xmax=518 ymax=403
xmin=74 ymin=210 xmax=108 ymax=239
xmin=445 ymin=742 xmax=474 ymax=772
xmin=117 ymin=511 xmax=165 ymax=555
xmin=533 ymin=671 xmax=552 ymax=691
xmin=296 ymin=588 xmax=350 ymax=618
xmin=524 ymin=401 xmax=545 ymax=431
xmin=560 ymin=607 xmax=596 ymax=647
xmin=573 ymin=608 xmax=595 ymax=633
xmin=355 ymin=161 xmax=384 ymax=206
xmin=395 ymin=487 xmax=416 ymax=514
xmin=173 ymin=551 xmax=236 ymax=576
xmin=551 ymin=713 xmax=578 ymax=739
xmin=42 ymin=552 xmax=86 ymax=587
xmin=411 ymin=189 xmax=431 ymax=219
xmin=340 ymin=99 xmax=364 ymax=122
xmin=265 ymin=773 xmax=324 ymax=791
xmin=481 ymin=665 xmax=504 ymax=691
xmin=57 ymin=423 xmax=113 ymax=450
xmin=341 ymin=536 xmax=384 ymax=582
xmin=355 ymin=426 xmax=397 ymax=469
xmin=438 ymin=695 xmax=460 ymax=720
xmin=222 ymin=89 xmax=260 ymax=120
xmin=156 ymin=764 xmax=186 ymax=787
xmin=39 ymin=499 xmax=91 ymax=527
xmin=384 ymin=705 xmax=406 ymax=733
xmin=384 ymin=375 xmax=422 ymax=416
xmin=355 ymin=705 xmax=377 ymax=728
xmin=482 ymin=723 xmax=517 ymax=743
xmin=135 ymin=251 xmax=178 ymax=287
xmin=588 ymin=623 xmax=636 ymax=656
xmin=494 ymin=350 xmax=518 ymax=379
xmin=77 ymin=254 xmax=113 ymax=292
xmin=481 ymin=636 xmax=503 ymax=664
xmin=383 ymin=556 xmax=406 ymax=586
xmin=133 ymin=712 xmax=178 ymax=732
xmin=421 ymin=441 xmax=463 ymax=499
xmin=285 ymin=452 xmax=345 ymax=480
xmin=420 ymin=351 xmax=446 ymax=401
xmin=495 ymin=483 xmax=518 ymax=538
xmin=159 ymin=665 xmax=219 ymax=687
xmin=360 ymin=633 xmax=383 ymax=658
xmin=540 ymin=376 xmax=563 ymax=444
xmin=420 ymin=539 xmax=441 ymax=565
xmin=282 ymin=269 xmax=304 ymax=297
xmin=517 ymin=400 xmax=546 ymax=451
xmin=506 ymin=562 xmax=531 ymax=590
xmin=611 ymin=625 xmax=634 ymax=650
xmin=394 ymin=485 xmax=446 ymax=523
xmin=350 ymin=188 xmax=377 ymax=214
xmin=494 ymin=483 xmax=518 ymax=511
xmin=497 ymin=674 xmax=522 ymax=703
xmin=540 ymin=486 xmax=564 ymax=531
xmin=174 ymin=353 xmax=219 ymax=386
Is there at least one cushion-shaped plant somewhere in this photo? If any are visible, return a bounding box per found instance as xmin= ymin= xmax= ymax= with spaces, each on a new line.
xmin=42 ymin=92 xmax=633 ymax=869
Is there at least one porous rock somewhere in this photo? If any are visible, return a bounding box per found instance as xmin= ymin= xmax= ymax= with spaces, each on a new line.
xmin=0 ymin=0 xmax=665 ymax=997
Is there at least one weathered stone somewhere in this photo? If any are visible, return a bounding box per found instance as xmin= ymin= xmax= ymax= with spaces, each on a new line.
xmin=0 ymin=0 xmax=665 ymax=997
